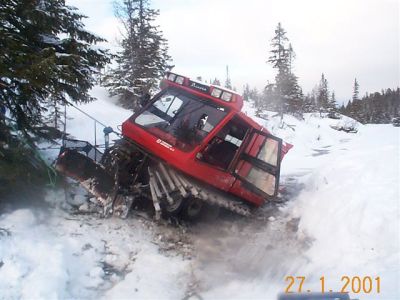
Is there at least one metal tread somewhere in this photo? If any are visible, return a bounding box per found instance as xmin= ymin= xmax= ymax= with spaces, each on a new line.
xmin=149 ymin=162 xmax=252 ymax=217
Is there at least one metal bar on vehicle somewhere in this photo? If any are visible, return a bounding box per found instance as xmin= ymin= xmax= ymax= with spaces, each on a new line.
xmin=158 ymin=163 xmax=175 ymax=190
xmin=155 ymin=170 xmax=173 ymax=205
xmin=179 ymin=175 xmax=199 ymax=196
xmin=199 ymin=190 xmax=209 ymax=201
xmin=149 ymin=180 xmax=161 ymax=220
xmin=175 ymin=173 xmax=189 ymax=189
xmin=168 ymin=169 xmax=188 ymax=197
xmin=148 ymin=168 xmax=162 ymax=198
xmin=180 ymin=175 xmax=193 ymax=188
xmin=189 ymin=185 xmax=199 ymax=197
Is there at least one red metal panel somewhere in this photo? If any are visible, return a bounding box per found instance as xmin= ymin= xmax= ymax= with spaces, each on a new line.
xmin=121 ymin=76 xmax=292 ymax=208
xmin=122 ymin=120 xmax=236 ymax=191
xmin=229 ymin=180 xmax=265 ymax=206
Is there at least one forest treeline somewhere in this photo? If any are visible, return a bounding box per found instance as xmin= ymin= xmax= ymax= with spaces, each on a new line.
xmin=240 ymin=23 xmax=399 ymax=124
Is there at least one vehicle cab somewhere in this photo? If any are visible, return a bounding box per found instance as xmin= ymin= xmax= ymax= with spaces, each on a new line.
xmin=121 ymin=72 xmax=290 ymax=207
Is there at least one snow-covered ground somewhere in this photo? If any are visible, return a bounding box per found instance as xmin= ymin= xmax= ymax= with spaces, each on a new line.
xmin=0 ymin=88 xmax=399 ymax=300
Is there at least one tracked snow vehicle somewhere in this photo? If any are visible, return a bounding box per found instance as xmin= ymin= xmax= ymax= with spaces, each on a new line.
xmin=56 ymin=72 xmax=292 ymax=220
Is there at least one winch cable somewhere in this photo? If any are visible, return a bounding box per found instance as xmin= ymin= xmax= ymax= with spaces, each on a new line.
xmin=61 ymin=100 xmax=122 ymax=161
xmin=2 ymin=100 xmax=120 ymax=187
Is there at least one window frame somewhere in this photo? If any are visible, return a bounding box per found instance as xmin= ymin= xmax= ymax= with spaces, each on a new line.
xmin=233 ymin=128 xmax=283 ymax=198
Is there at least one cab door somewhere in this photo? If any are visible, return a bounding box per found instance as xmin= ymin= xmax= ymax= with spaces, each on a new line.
xmin=230 ymin=129 xmax=283 ymax=200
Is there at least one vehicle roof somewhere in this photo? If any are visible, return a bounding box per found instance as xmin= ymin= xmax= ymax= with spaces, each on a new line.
xmin=162 ymin=72 xmax=244 ymax=112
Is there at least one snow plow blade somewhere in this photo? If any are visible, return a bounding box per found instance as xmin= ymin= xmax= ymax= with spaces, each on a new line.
xmin=55 ymin=149 xmax=114 ymax=206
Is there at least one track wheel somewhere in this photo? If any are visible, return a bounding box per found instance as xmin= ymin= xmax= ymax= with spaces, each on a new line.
xmin=164 ymin=191 xmax=185 ymax=215
xmin=163 ymin=194 xmax=220 ymax=222
xmin=180 ymin=197 xmax=204 ymax=221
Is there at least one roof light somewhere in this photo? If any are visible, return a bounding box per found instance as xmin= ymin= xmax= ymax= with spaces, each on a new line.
xmin=211 ymin=88 xmax=222 ymax=98
xmin=175 ymin=76 xmax=184 ymax=84
xmin=221 ymin=91 xmax=233 ymax=102
xmin=167 ymin=73 xmax=176 ymax=81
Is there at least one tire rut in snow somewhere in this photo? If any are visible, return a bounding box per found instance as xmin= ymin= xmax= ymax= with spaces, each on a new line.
xmin=182 ymin=205 xmax=312 ymax=297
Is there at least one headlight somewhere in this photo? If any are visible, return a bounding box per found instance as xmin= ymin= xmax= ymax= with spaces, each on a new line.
xmin=175 ymin=76 xmax=184 ymax=84
xmin=167 ymin=73 xmax=176 ymax=81
xmin=221 ymin=91 xmax=233 ymax=102
xmin=211 ymin=88 xmax=222 ymax=98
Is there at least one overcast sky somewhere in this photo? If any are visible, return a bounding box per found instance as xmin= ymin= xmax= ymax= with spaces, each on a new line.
xmin=67 ymin=0 xmax=399 ymax=103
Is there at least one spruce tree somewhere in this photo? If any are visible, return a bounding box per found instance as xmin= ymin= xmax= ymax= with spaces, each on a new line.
xmin=267 ymin=22 xmax=303 ymax=117
xmin=262 ymin=83 xmax=277 ymax=111
xmin=103 ymin=0 xmax=171 ymax=109
xmin=242 ymin=84 xmax=251 ymax=101
xmin=328 ymin=91 xmax=337 ymax=111
xmin=352 ymin=78 xmax=360 ymax=101
xmin=225 ymin=65 xmax=232 ymax=90
xmin=303 ymin=92 xmax=317 ymax=113
xmin=268 ymin=23 xmax=289 ymax=72
xmin=0 ymin=0 xmax=110 ymax=198
xmin=317 ymin=73 xmax=330 ymax=110
xmin=212 ymin=78 xmax=221 ymax=86
xmin=0 ymin=0 xmax=110 ymax=141
xmin=343 ymin=86 xmax=399 ymax=124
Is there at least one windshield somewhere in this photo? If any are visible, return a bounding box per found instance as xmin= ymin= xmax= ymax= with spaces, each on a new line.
xmin=134 ymin=90 xmax=228 ymax=152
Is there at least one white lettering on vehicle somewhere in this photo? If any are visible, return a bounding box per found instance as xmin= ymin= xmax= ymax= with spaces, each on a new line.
xmin=156 ymin=139 xmax=175 ymax=151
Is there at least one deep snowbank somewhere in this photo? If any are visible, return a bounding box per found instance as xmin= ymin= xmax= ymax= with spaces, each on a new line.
xmin=286 ymin=124 xmax=399 ymax=299
xmin=203 ymin=102 xmax=399 ymax=299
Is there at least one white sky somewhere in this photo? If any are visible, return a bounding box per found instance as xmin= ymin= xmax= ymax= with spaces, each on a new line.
xmin=67 ymin=0 xmax=399 ymax=103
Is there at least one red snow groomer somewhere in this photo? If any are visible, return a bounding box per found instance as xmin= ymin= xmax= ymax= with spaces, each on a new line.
xmin=56 ymin=72 xmax=292 ymax=220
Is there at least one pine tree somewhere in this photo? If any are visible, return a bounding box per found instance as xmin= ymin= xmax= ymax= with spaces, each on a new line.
xmin=353 ymin=78 xmax=360 ymax=101
xmin=343 ymin=86 xmax=399 ymax=124
xmin=268 ymin=23 xmax=289 ymax=72
xmin=249 ymin=87 xmax=262 ymax=115
xmin=0 ymin=0 xmax=110 ymax=198
xmin=225 ymin=65 xmax=232 ymax=90
xmin=0 ymin=0 xmax=110 ymax=141
xmin=103 ymin=0 xmax=171 ymax=109
xmin=303 ymin=92 xmax=316 ymax=113
xmin=316 ymin=73 xmax=329 ymax=109
xmin=328 ymin=91 xmax=337 ymax=111
xmin=288 ymin=43 xmax=295 ymax=74
xmin=212 ymin=78 xmax=221 ymax=86
xmin=242 ymin=84 xmax=251 ymax=101
xmin=249 ymin=87 xmax=260 ymax=103
xmin=267 ymin=23 xmax=303 ymax=117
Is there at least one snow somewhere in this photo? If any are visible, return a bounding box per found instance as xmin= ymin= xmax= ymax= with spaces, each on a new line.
xmin=0 ymin=199 xmax=189 ymax=299
xmin=39 ymin=34 xmax=62 ymax=45
xmin=65 ymin=86 xmax=131 ymax=145
xmin=1 ymin=91 xmax=399 ymax=299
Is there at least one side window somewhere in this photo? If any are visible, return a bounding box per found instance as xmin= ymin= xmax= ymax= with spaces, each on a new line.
xmin=243 ymin=163 xmax=276 ymax=196
xmin=257 ymin=138 xmax=279 ymax=167
xmin=234 ymin=131 xmax=282 ymax=197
